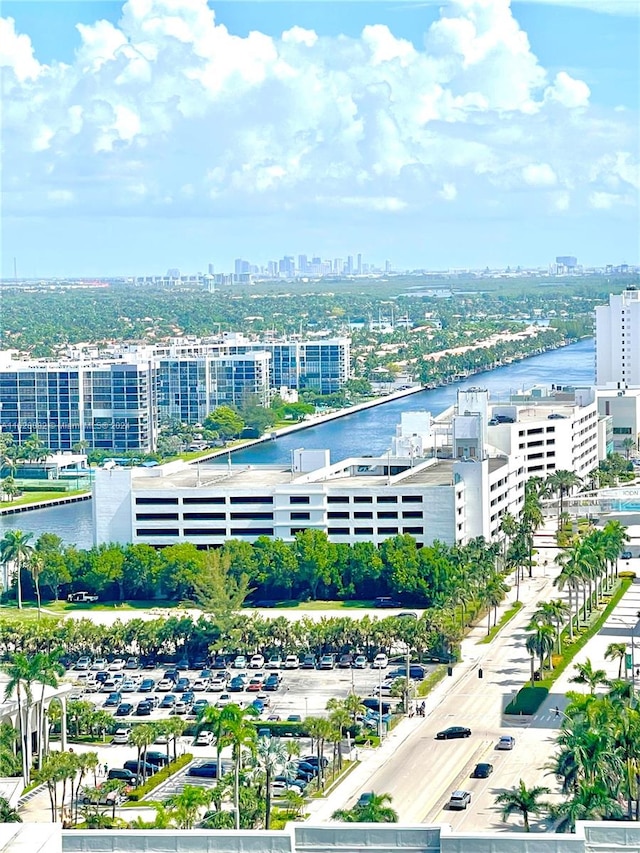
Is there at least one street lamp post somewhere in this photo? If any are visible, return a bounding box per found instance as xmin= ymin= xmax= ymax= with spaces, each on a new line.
xmin=378 ymin=666 xmax=384 ymax=742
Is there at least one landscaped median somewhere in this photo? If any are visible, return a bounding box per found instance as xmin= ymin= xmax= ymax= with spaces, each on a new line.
xmin=505 ymin=576 xmax=633 ymax=716
xmin=125 ymin=753 xmax=193 ymax=803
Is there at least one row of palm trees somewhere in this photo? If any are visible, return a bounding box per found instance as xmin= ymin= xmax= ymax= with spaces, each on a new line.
xmin=522 ymin=520 xmax=629 ymax=684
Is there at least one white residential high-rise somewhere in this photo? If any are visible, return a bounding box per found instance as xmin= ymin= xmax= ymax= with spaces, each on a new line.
xmin=595 ymin=286 xmax=640 ymax=386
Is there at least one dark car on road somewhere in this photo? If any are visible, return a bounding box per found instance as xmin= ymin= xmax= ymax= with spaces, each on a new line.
xmin=115 ymin=702 xmax=134 ymax=717
xmin=436 ymin=726 xmax=471 ymax=740
xmin=472 ymin=763 xmax=493 ymax=778
xmin=108 ymin=768 xmax=138 ymax=785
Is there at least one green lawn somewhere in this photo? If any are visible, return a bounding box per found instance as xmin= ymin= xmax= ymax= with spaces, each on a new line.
xmin=42 ymin=599 xmax=183 ymax=614
xmin=0 ymin=488 xmax=90 ymax=509
xmin=478 ymin=600 xmax=523 ymax=644
xmin=262 ymin=599 xmax=378 ymax=611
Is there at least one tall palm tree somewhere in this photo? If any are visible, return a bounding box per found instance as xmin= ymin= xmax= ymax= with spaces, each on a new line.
xmin=545 ymin=470 xmax=583 ymax=528
xmin=28 ymin=553 xmax=45 ymax=618
xmin=1 ymin=652 xmax=35 ymax=783
xmin=0 ymin=530 xmax=34 ymax=609
xmin=605 ymin=642 xmax=628 ymax=680
xmin=525 ymin=622 xmax=555 ymax=682
xmin=569 ymin=658 xmax=609 ymax=695
xmin=257 ymin=736 xmax=291 ymax=829
xmin=552 ymin=780 xmax=623 ymax=832
xmin=219 ymin=705 xmax=257 ymax=830
xmin=129 ymin=723 xmax=157 ymax=781
xmin=332 ymin=791 xmax=399 ymax=823
xmin=32 ymin=649 xmax=65 ymax=769
xmin=495 ymin=778 xmax=550 ymax=831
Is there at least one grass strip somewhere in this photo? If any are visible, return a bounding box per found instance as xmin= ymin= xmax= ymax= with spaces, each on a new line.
xmin=505 ymin=578 xmax=631 ymax=715
xmin=478 ymin=600 xmax=523 ymax=645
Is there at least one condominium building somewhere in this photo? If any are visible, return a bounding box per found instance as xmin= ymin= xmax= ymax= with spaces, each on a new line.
xmin=0 ymin=335 xmax=350 ymax=451
xmin=595 ymin=286 xmax=640 ymax=386
xmin=0 ymin=351 xmax=158 ymax=453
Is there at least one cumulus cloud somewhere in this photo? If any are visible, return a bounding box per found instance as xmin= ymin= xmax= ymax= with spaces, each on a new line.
xmin=0 ymin=0 xmax=636 ymax=227
xmin=522 ymin=163 xmax=557 ymax=187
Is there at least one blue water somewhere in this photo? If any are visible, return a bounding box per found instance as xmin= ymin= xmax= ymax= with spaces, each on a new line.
xmin=0 ymin=338 xmax=595 ymax=549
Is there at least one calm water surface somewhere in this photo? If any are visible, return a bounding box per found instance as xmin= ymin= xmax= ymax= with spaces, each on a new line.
xmin=0 ymin=338 xmax=595 ymax=549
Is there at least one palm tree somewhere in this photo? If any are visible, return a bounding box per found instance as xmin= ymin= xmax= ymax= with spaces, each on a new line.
xmin=219 ymin=705 xmax=257 ymax=830
xmin=167 ymin=785 xmax=212 ymax=829
xmin=545 ymin=470 xmax=583 ymax=528
xmin=495 ymin=778 xmax=550 ymax=831
xmin=605 ymin=642 xmax=628 ymax=680
xmin=32 ymin=649 xmax=65 ymax=769
xmin=569 ymin=659 xmax=609 ymax=695
xmin=28 ymin=553 xmax=45 ymax=618
xmin=129 ymin=723 xmax=157 ymax=781
xmin=1 ymin=652 xmax=36 ymax=783
xmin=0 ymin=530 xmax=34 ymax=609
xmin=552 ymin=780 xmax=623 ymax=832
xmin=257 ymin=736 xmax=290 ymax=829
xmin=622 ymin=437 xmax=636 ymax=460
xmin=525 ymin=622 xmax=555 ymax=682
xmin=332 ymin=791 xmax=399 ymax=823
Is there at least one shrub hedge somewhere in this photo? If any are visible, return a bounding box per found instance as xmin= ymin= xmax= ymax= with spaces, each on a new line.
xmin=127 ymin=753 xmax=193 ymax=801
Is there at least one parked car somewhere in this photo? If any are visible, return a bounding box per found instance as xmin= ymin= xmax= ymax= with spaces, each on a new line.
xmin=139 ymin=678 xmax=156 ymax=693
xmin=173 ymin=701 xmax=189 ymax=715
xmin=302 ymin=755 xmax=329 ymax=769
xmin=125 ymin=657 xmax=139 ymax=670
xmin=356 ymin=792 xmax=374 ymax=807
xmin=338 ymin=653 xmax=354 ymax=669
xmin=145 ymin=751 xmax=169 ymax=767
xmin=112 ymin=728 xmax=131 ymax=744
xmin=81 ymin=788 xmax=125 ymax=806
xmin=496 ymin=735 xmax=516 ymax=750
xmin=228 ymin=677 xmax=245 ymax=692
xmin=74 ymin=657 xmax=92 ymax=671
xmin=109 ymin=658 xmax=125 ymax=671
xmin=284 ymin=655 xmax=300 ymax=670
xmin=91 ymin=658 xmax=107 ymax=671
xmin=233 ymin=655 xmax=247 ymax=669
xmin=622 ymin=551 xmax=633 ymax=560
xmin=263 ymin=674 xmax=281 ymax=691
xmin=448 ymin=790 xmax=472 ymax=810
xmin=135 ymin=701 xmax=153 ymax=716
xmin=192 ymin=678 xmax=209 ymax=692
xmin=123 ymin=759 xmax=157 ymax=777
xmin=160 ymin=694 xmax=177 ymax=709
xmin=246 ymin=677 xmax=263 ymax=692
xmin=115 ymin=703 xmax=134 ymax=717
xmin=353 ymin=655 xmax=368 ymax=669
xmin=265 ymin=655 xmax=283 ymax=670
xmin=121 ymin=679 xmax=137 ymax=693
xmin=372 ymin=653 xmax=389 ymax=669
xmin=156 ymin=678 xmax=173 ymax=692
xmin=436 ymin=726 xmax=471 ymax=740
xmin=216 ymin=693 xmax=232 ymax=707
xmin=319 ymin=654 xmax=335 ymax=670
xmin=300 ymin=654 xmax=317 ymax=670
xmin=175 ymin=677 xmax=191 ymax=693
xmin=472 ymin=763 xmax=494 ymax=778
xmin=249 ymin=654 xmax=265 ymax=669
xmin=192 ymin=699 xmax=209 ymax=716
xmin=104 ymin=692 xmax=122 ymax=708
xmin=187 ymin=760 xmax=231 ymax=779
xmin=195 ymin=730 xmax=214 ymax=746
xmin=374 ymin=597 xmax=401 ymax=608
xmin=107 ymin=768 xmax=138 ymax=785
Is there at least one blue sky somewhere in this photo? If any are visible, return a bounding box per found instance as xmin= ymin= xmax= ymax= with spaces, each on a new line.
xmin=1 ymin=0 xmax=638 ymax=277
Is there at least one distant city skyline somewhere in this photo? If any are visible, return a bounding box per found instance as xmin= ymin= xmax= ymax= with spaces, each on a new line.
xmin=1 ymin=0 xmax=638 ymax=278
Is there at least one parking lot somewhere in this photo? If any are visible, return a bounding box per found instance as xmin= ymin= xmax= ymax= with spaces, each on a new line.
xmin=63 ymin=655 xmax=412 ymax=731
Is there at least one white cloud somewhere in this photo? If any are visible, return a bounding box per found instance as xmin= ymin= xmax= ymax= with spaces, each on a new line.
xmin=1 ymin=0 xmax=636 ymax=229
xmin=544 ymin=71 xmax=590 ymax=109
xmin=589 ymin=191 xmax=620 ymax=209
xmin=47 ymin=190 xmax=74 ymax=204
xmin=439 ymin=183 xmax=458 ymax=201
xmin=522 ymin=163 xmax=557 ymax=187
xmin=0 ymin=17 xmax=41 ymax=81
